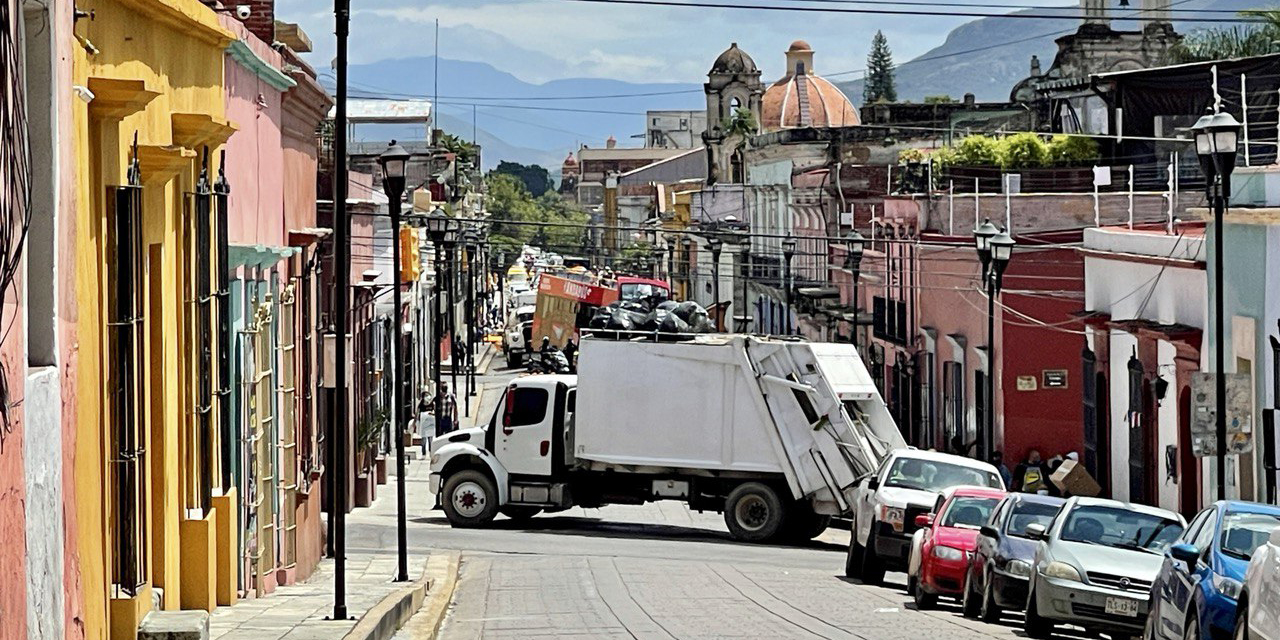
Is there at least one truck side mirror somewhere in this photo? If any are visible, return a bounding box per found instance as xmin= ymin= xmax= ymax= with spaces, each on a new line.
xmin=867 ymin=477 xmax=880 ymax=490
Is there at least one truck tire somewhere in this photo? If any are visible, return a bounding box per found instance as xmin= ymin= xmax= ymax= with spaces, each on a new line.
xmin=781 ymin=504 xmax=830 ymax=542
xmin=724 ymin=483 xmax=788 ymax=543
xmin=442 ymin=470 xmax=499 ymax=528
xmin=861 ymin=527 xmax=887 ymax=585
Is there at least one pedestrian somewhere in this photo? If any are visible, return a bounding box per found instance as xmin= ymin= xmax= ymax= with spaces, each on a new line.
xmin=949 ymin=434 xmax=978 ymax=458
xmin=990 ymin=451 xmax=1013 ymax=489
xmin=417 ymin=391 xmax=433 ymax=455
xmin=434 ymin=382 xmax=457 ymax=436
xmin=563 ymin=338 xmax=578 ymax=374
xmin=1013 ymin=449 xmax=1049 ymax=494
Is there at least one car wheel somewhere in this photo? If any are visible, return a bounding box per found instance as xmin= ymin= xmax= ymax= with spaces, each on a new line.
xmin=979 ymin=569 xmax=1001 ymax=623
xmin=442 ymin=469 xmax=499 ymax=528
xmin=906 ymin=574 xmax=918 ymax=596
xmin=914 ymin=578 xmax=936 ymax=609
xmin=845 ymin=534 xmax=865 ymax=579
xmin=1234 ymin=598 xmax=1250 ymax=640
xmin=961 ymin=571 xmax=980 ymax=618
xmin=1024 ymin=582 xmax=1054 ymax=639
xmin=723 ymin=482 xmax=788 ymax=542
xmin=861 ymin=528 xmax=887 ymax=585
xmin=1184 ymin=614 xmax=1200 ymax=640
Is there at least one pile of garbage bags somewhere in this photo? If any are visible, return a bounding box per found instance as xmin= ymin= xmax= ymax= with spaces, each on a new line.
xmin=588 ymin=299 xmax=715 ymax=338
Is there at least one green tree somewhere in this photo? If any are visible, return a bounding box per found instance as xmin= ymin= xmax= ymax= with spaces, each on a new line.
xmin=1046 ymin=134 xmax=1100 ymax=165
xmin=998 ymin=133 xmax=1050 ymax=170
xmin=436 ymin=132 xmax=478 ymax=166
xmin=1172 ymin=9 xmax=1280 ymax=62
xmin=483 ymin=172 xmax=589 ymax=254
xmin=954 ymin=135 xmax=1001 ymax=166
xmin=494 ymin=160 xmax=553 ymax=196
xmin=863 ymin=31 xmax=897 ymax=104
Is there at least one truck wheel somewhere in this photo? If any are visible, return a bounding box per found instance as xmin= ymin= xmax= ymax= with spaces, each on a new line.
xmin=724 ymin=483 xmax=788 ymax=543
xmin=780 ymin=504 xmax=830 ymax=542
xmin=442 ymin=470 xmax=499 ymax=528
xmin=861 ymin=528 xmax=887 ymax=585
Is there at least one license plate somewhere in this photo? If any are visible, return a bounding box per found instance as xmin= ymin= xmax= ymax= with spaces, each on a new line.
xmin=1104 ymin=597 xmax=1139 ymax=617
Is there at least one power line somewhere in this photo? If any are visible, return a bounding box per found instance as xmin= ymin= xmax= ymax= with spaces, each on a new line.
xmin=560 ymin=0 xmax=1265 ymax=23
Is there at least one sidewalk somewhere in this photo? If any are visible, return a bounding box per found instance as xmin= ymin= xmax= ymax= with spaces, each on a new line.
xmin=209 ymin=461 xmax=432 ymax=640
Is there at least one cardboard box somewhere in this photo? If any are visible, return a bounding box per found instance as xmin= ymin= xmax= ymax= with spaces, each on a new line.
xmin=1050 ymin=459 xmax=1101 ymax=497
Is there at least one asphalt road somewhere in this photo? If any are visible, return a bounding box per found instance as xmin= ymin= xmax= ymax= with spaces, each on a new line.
xmin=375 ymin=361 xmax=1038 ymax=639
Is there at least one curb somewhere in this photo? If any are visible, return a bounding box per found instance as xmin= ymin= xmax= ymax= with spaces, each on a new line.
xmin=395 ymin=551 xmax=462 ymax=640
xmin=341 ymin=561 xmax=434 ymax=640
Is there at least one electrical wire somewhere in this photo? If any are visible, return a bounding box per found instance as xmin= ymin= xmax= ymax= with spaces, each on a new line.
xmin=0 ymin=0 xmax=31 ymax=437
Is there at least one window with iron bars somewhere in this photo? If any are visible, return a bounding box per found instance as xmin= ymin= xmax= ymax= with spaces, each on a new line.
xmin=109 ymin=143 xmax=148 ymax=595
xmin=215 ymin=156 xmax=232 ymax=493
xmin=185 ymin=150 xmax=216 ymax=516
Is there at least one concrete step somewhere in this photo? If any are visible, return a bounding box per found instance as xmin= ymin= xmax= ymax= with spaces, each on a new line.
xmin=138 ymin=610 xmax=209 ymax=640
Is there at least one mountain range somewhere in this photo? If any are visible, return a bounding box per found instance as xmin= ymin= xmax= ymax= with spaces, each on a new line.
xmin=334 ymin=0 xmax=1261 ymax=170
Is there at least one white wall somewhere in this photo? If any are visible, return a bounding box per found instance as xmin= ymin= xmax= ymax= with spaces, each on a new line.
xmin=1085 ymin=256 xmax=1207 ymax=330
xmin=1109 ymin=330 xmax=1139 ymax=502
xmin=1155 ymin=339 xmax=1180 ymax=511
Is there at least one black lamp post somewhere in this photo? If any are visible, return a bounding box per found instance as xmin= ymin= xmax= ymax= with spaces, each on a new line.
xmin=443 ymin=224 xmax=459 ymax=412
xmin=973 ymin=218 xmax=1014 ymax=461
xmin=426 ymin=207 xmax=450 ymax=439
xmin=845 ymin=230 xmax=865 ymax=351
xmin=377 ymin=140 xmax=411 ymax=583
xmin=708 ymin=234 xmax=723 ymax=330
xmin=738 ymin=241 xmax=752 ymax=332
xmin=680 ymin=237 xmax=694 ymax=300
xmin=462 ymin=229 xmax=478 ymax=416
xmin=782 ymin=234 xmax=796 ymax=335
xmin=1192 ymin=110 xmax=1242 ymax=501
xmin=330 ymin=0 xmax=352 ymax=619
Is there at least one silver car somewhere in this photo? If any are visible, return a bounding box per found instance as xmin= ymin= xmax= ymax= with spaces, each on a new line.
xmin=1025 ymin=496 xmax=1185 ymax=638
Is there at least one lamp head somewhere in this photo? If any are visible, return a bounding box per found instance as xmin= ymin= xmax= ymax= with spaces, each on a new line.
xmin=991 ymin=227 xmax=1015 ymax=266
xmin=708 ymin=234 xmax=723 ymax=252
xmin=379 ymin=140 xmax=411 ymax=181
xmin=846 ymin=229 xmax=865 ymax=263
xmin=781 ymin=234 xmax=797 ymax=260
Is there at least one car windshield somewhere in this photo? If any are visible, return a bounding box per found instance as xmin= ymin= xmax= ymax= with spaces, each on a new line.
xmin=1060 ymin=505 xmax=1183 ymax=553
xmin=1007 ymin=501 xmax=1062 ymax=538
xmin=941 ymin=496 xmax=1000 ymax=528
xmin=884 ymin=457 xmax=1003 ymax=492
xmin=1220 ymin=512 xmax=1280 ymax=560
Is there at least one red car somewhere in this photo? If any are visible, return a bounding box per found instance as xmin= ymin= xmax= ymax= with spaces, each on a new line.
xmin=909 ymin=485 xmax=1007 ymax=609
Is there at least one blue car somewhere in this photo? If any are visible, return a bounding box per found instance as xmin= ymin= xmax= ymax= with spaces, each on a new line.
xmin=1145 ymin=500 xmax=1280 ymax=640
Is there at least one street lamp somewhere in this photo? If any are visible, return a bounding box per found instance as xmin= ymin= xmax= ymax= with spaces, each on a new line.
xmin=1192 ymin=109 xmax=1241 ymax=501
xmin=973 ymin=220 xmax=1015 ymax=462
xmin=462 ymin=229 xmax=478 ymax=417
xmin=738 ymin=240 xmax=752 ymax=332
xmin=377 ymin=140 xmax=411 ymax=583
xmin=680 ymin=237 xmax=694 ymax=301
xmin=845 ymin=230 xmax=865 ymax=351
xmin=782 ymin=234 xmax=797 ymax=335
xmin=442 ymin=222 xmax=459 ymax=408
xmin=425 ymin=207 xmax=450 ymax=440
xmin=708 ymin=234 xmax=724 ymax=330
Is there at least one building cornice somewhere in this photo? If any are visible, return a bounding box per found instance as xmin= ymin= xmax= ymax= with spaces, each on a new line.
xmin=117 ymin=0 xmax=234 ymax=48
xmin=227 ymin=39 xmax=296 ymax=92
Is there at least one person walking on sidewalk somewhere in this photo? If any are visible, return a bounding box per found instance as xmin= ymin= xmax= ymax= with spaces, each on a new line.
xmin=563 ymin=338 xmax=578 ymax=374
xmin=434 ymin=382 xmax=458 ymax=436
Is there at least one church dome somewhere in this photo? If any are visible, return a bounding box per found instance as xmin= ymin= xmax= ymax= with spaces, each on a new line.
xmin=562 ymin=152 xmax=578 ymax=171
xmin=710 ymin=42 xmax=758 ymax=74
xmin=761 ymin=42 xmax=858 ymax=131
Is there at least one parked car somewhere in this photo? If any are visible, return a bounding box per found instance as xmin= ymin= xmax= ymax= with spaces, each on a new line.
xmin=961 ymin=492 xmax=1066 ymax=621
xmin=1235 ymin=524 xmax=1280 ymax=640
xmin=846 ymin=450 xmax=1005 ymax=585
xmin=1146 ymin=501 xmax=1280 ymax=640
xmin=908 ymin=485 xmax=1006 ymax=609
xmin=503 ymin=305 xmax=536 ymax=368
xmin=1024 ymin=497 xmax=1185 ymax=639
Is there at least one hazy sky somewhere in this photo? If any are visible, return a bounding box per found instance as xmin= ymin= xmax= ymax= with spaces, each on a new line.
xmin=276 ymin=0 xmax=1075 ymax=85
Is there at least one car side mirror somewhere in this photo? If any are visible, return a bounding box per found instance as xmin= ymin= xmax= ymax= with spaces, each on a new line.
xmin=915 ymin=513 xmax=934 ymax=528
xmin=1170 ymin=543 xmax=1200 ymax=566
xmin=867 ymin=477 xmax=881 ymax=490
xmin=980 ymin=525 xmax=999 ymax=539
xmin=1025 ymin=523 xmax=1048 ymax=540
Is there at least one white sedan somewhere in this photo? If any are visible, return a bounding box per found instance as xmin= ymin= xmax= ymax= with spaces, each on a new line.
xmin=1236 ymin=527 xmax=1280 ymax=640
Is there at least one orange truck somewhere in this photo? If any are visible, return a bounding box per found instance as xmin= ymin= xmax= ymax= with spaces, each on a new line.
xmin=531 ymin=274 xmax=620 ymax=349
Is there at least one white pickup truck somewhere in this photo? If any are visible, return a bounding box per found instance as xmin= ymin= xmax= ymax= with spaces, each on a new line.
xmin=429 ymin=334 xmax=906 ymax=542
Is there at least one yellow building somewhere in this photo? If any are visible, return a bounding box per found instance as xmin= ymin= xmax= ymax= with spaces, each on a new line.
xmin=71 ymin=0 xmax=238 ymax=636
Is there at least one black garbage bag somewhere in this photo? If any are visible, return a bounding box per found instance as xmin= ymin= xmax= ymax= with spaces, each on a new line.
xmin=658 ymin=311 xmax=691 ymax=334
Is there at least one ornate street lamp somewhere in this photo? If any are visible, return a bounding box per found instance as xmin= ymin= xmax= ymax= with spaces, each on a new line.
xmin=1191 ymin=109 xmax=1241 ymax=501
xmin=781 ymin=234 xmax=797 ymax=335
xmin=973 ymin=221 xmax=1015 ymax=462
xmin=376 ymin=140 xmax=411 ymax=583
xmin=845 ymin=229 xmax=865 ymax=351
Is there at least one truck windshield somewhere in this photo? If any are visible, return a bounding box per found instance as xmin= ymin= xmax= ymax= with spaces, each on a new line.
xmin=884 ymin=457 xmax=1002 ymax=492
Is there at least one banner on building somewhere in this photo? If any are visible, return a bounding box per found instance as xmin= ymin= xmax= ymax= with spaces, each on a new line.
xmin=1190 ymin=372 xmax=1254 ymax=457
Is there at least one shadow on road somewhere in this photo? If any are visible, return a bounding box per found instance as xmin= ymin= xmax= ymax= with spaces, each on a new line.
xmin=414 ymin=513 xmax=847 ymax=552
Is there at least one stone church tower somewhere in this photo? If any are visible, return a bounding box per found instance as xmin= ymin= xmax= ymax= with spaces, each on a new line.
xmin=702 ymin=43 xmax=763 ymax=185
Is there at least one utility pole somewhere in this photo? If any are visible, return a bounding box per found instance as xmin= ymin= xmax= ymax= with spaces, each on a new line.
xmin=330 ymin=0 xmax=350 ymax=620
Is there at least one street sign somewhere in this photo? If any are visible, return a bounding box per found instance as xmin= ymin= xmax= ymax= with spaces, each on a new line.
xmin=1190 ymin=372 xmax=1254 ymax=457
xmin=1043 ymin=369 xmax=1069 ymax=388
xmin=1017 ymin=376 xmax=1038 ymax=391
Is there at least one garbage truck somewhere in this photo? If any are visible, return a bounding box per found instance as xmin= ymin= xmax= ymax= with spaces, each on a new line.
xmin=428 ymin=334 xmax=906 ymax=542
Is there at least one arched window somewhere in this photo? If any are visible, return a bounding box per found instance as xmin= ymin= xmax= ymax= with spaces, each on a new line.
xmin=729 ymin=96 xmax=741 ymax=111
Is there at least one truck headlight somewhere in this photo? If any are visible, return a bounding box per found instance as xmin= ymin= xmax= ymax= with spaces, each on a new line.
xmin=880 ymin=505 xmax=905 ymax=532
xmin=1212 ymin=574 xmax=1242 ymax=600
xmin=932 ymin=545 xmax=965 ymax=561
xmin=1043 ymin=561 xmax=1083 ymax=582
xmin=1005 ymin=559 xmax=1032 ymax=578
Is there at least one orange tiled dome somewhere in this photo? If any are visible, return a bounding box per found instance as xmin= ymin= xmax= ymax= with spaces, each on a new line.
xmin=761 ymin=42 xmax=859 ymax=131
